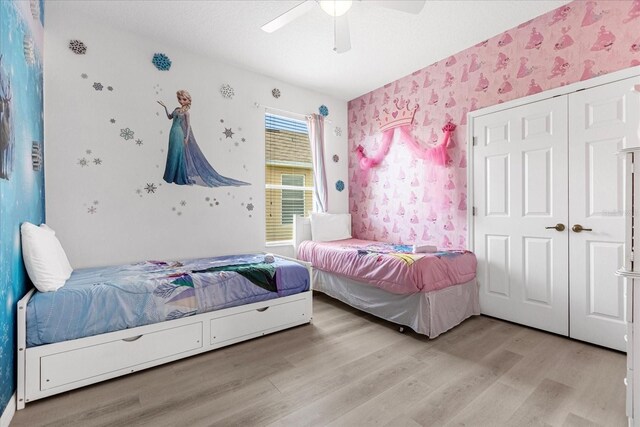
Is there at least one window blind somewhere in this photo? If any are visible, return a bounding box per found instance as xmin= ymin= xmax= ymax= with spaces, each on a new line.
xmin=265 ymin=113 xmax=314 ymax=243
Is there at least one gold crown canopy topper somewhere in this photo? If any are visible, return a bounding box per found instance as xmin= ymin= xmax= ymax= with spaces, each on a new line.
xmin=376 ymin=97 xmax=419 ymax=132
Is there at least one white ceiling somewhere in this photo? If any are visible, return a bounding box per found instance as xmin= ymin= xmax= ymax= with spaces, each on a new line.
xmin=51 ymin=0 xmax=571 ymax=101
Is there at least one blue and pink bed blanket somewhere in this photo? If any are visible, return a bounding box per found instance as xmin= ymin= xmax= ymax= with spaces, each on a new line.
xmin=26 ymin=254 xmax=309 ymax=347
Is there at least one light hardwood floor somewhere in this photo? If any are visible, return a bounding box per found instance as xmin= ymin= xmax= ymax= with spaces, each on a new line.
xmin=12 ymin=292 xmax=627 ymax=427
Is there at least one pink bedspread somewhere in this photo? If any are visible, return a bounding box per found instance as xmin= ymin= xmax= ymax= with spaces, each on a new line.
xmin=297 ymin=239 xmax=477 ymax=294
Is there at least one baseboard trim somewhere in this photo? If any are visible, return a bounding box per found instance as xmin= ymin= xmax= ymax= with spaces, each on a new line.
xmin=0 ymin=393 xmax=16 ymax=427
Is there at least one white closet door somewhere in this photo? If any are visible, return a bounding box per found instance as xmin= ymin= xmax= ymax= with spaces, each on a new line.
xmin=569 ymin=76 xmax=640 ymax=351
xmin=473 ymin=96 xmax=569 ymax=335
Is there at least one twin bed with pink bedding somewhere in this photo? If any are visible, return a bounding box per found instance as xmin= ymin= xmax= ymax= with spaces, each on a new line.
xmin=296 ymin=228 xmax=479 ymax=337
xmin=298 ymin=239 xmax=477 ymax=294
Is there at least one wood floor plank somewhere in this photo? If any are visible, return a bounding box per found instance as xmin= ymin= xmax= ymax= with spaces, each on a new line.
xmin=562 ymin=413 xmax=603 ymax=427
xmin=211 ymin=338 xmax=427 ymax=426
xmin=267 ymin=356 xmax=424 ymax=427
xmin=409 ymin=348 xmax=523 ymax=425
xmin=445 ymin=381 xmax=529 ymax=426
xmin=274 ymin=332 xmax=426 ymax=394
xmin=11 ymin=293 xmax=627 ymax=427
xmin=561 ymin=348 xmax=627 ymax=426
xmin=505 ymin=378 xmax=576 ymax=426
xmin=327 ymin=376 xmax=436 ymax=427
xmin=499 ymin=333 xmax=571 ymax=394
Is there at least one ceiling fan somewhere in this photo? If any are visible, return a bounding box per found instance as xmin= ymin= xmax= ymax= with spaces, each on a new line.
xmin=261 ymin=0 xmax=426 ymax=53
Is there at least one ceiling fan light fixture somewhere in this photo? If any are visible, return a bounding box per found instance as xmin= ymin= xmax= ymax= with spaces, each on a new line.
xmin=319 ymin=0 xmax=353 ymax=17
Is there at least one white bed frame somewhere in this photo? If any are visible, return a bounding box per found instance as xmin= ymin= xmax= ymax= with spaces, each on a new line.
xmin=16 ymin=254 xmax=312 ymax=410
xmin=293 ymin=215 xmax=479 ymax=337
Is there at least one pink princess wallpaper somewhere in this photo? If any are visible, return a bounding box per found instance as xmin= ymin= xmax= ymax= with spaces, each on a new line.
xmin=348 ymin=0 xmax=640 ymax=250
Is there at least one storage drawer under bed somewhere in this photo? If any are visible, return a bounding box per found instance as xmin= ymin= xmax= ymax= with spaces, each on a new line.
xmin=210 ymin=296 xmax=310 ymax=345
xmin=40 ymin=321 xmax=203 ymax=390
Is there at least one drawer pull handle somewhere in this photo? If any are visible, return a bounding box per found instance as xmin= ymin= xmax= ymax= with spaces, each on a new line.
xmin=256 ymin=307 xmax=269 ymax=312
xmin=122 ymin=335 xmax=143 ymax=342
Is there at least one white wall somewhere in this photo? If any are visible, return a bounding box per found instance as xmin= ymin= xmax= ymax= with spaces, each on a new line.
xmin=44 ymin=6 xmax=348 ymax=268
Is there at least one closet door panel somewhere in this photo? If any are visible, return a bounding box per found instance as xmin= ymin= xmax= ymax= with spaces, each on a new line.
xmin=473 ymin=96 xmax=569 ymax=335
xmin=569 ymin=76 xmax=640 ymax=351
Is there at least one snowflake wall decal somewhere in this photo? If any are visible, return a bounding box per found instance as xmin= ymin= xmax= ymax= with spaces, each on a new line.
xmin=120 ymin=128 xmax=134 ymax=140
xmin=333 ymin=154 xmax=339 ymax=163
xmin=334 ymin=126 xmax=342 ymax=136
xmin=319 ymin=105 xmax=329 ymax=117
xmin=335 ymin=180 xmax=345 ymax=192
xmin=87 ymin=206 xmax=97 ymax=214
xmin=152 ymin=53 xmax=172 ymax=71
xmin=78 ymin=158 xmax=88 ymax=167
xmin=220 ymin=84 xmax=235 ymax=99
xmin=145 ymin=183 xmax=157 ymax=193
xmin=223 ymin=128 xmax=234 ymax=138
xmin=110 ymin=118 xmax=116 ymax=124
xmin=93 ymin=158 xmax=102 ymax=165
xmin=81 ymin=73 xmax=88 ymax=79
xmin=107 ymin=86 xmax=113 ymax=91
xmin=180 ymin=200 xmax=186 ymax=206
xmin=69 ymin=40 xmax=87 ymax=55
xmin=135 ymin=139 xmax=143 ymax=146
xmin=246 ymin=203 xmax=254 ymax=211
xmin=93 ymin=82 xmax=103 ymax=91
xmin=272 ymin=88 xmax=281 ymax=98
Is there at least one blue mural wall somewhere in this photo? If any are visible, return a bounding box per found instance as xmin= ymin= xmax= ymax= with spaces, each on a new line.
xmin=0 ymin=0 xmax=44 ymax=414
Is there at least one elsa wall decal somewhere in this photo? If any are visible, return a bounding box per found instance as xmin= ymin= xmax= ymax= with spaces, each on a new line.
xmin=157 ymin=90 xmax=249 ymax=187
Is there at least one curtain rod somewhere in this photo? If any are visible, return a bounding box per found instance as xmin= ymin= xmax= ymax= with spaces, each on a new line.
xmin=254 ymin=102 xmax=333 ymax=124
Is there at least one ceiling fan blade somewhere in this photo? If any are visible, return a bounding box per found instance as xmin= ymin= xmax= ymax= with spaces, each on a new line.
xmin=261 ymin=1 xmax=316 ymax=33
xmin=334 ymin=14 xmax=351 ymax=53
xmin=363 ymin=0 xmax=426 ymax=14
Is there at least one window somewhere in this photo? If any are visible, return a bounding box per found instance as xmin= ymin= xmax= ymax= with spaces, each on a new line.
xmin=281 ymin=174 xmax=305 ymax=224
xmin=265 ymin=113 xmax=314 ymax=243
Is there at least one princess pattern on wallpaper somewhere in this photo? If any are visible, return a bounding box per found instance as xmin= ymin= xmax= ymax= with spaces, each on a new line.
xmin=347 ymin=0 xmax=640 ymax=250
xmin=158 ymin=90 xmax=249 ymax=187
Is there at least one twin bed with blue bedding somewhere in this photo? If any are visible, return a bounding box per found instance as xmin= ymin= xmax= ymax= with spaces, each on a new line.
xmin=26 ymin=254 xmax=309 ymax=347
xmin=18 ymin=253 xmax=312 ymax=408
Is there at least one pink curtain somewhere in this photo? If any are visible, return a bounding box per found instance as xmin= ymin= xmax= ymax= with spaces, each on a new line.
xmin=306 ymin=114 xmax=328 ymax=213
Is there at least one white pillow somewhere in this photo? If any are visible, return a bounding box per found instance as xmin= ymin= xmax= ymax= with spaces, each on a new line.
xmin=21 ymin=222 xmax=73 ymax=292
xmin=310 ymin=213 xmax=352 ymax=242
xmin=39 ymin=224 xmax=73 ymax=277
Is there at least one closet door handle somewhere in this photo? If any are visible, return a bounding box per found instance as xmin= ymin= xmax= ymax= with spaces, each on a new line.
xmin=545 ymin=223 xmax=565 ymax=232
xmin=572 ymin=224 xmax=592 ymax=233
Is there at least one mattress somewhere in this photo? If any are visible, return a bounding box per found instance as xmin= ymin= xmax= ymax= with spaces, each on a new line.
xmin=26 ymin=254 xmax=309 ymax=347
xmin=297 ymin=239 xmax=476 ymax=294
